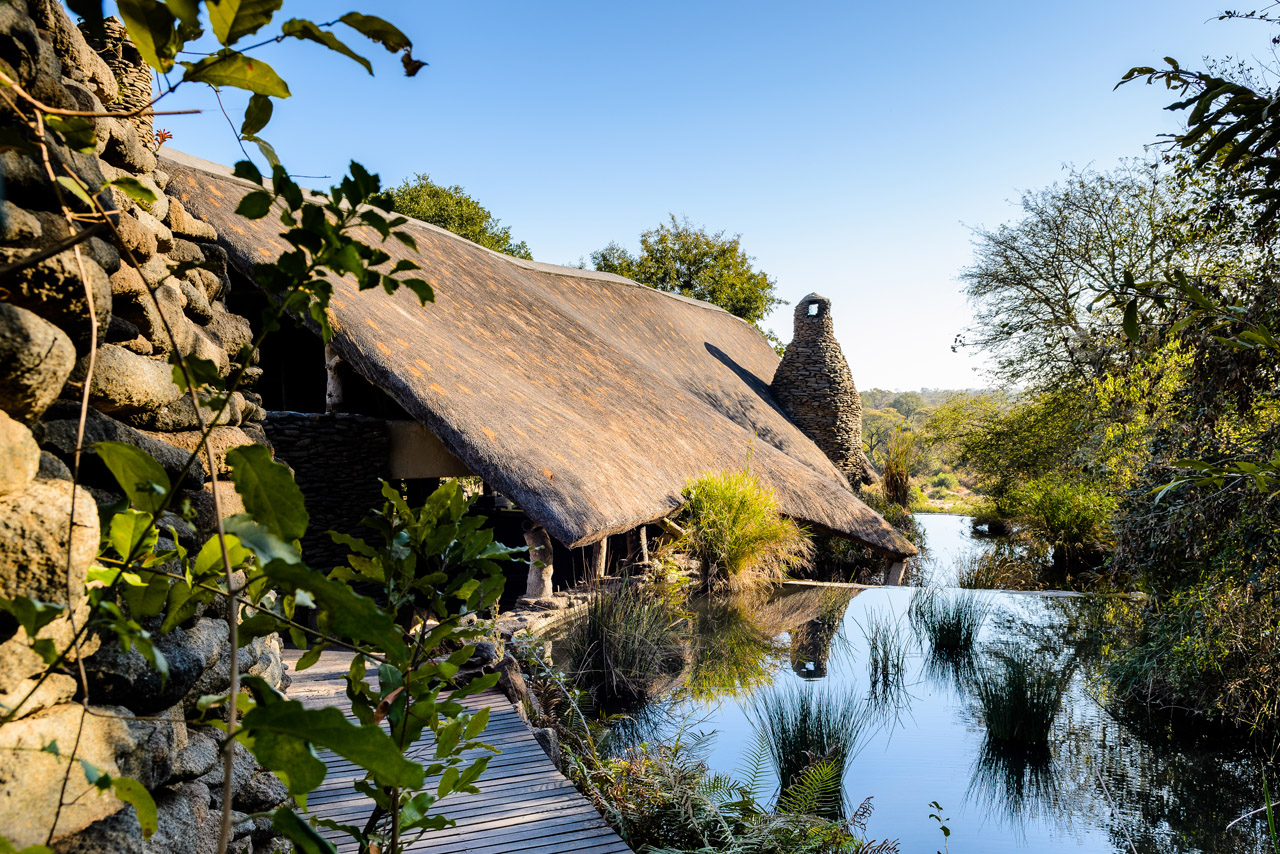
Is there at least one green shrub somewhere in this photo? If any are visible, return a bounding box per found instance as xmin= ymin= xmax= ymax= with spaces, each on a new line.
xmin=931 ymin=472 xmax=960 ymax=490
xmin=559 ymin=582 xmax=688 ymax=710
xmin=1108 ymin=571 xmax=1280 ymax=739
xmin=927 ymin=487 xmax=949 ymax=500
xmin=573 ymin=737 xmax=895 ymax=853
xmin=681 ymin=469 xmax=811 ymax=593
xmin=1013 ymin=474 xmax=1114 ymax=570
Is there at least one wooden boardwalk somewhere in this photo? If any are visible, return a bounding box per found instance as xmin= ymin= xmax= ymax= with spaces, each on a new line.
xmin=282 ymin=650 xmax=632 ymax=854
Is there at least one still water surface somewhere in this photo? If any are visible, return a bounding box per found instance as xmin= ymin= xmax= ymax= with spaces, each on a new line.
xmin=630 ymin=514 xmax=1272 ymax=853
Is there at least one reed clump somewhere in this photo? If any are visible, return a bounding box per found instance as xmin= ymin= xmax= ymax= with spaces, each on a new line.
xmin=882 ymin=428 xmax=917 ymax=509
xmin=749 ymin=684 xmax=867 ymax=819
xmin=909 ymin=587 xmax=993 ymax=655
xmin=681 ymin=469 xmax=811 ymax=593
xmin=559 ymin=582 xmax=688 ymax=709
xmin=955 ymin=548 xmax=1044 ymax=591
xmin=974 ymin=650 xmax=1071 ymax=748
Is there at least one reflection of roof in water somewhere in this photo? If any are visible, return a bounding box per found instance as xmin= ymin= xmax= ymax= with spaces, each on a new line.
xmin=161 ymin=150 xmax=915 ymax=555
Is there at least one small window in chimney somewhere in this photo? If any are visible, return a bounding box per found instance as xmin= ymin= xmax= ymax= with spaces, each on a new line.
xmin=808 ymin=303 xmax=822 ymax=316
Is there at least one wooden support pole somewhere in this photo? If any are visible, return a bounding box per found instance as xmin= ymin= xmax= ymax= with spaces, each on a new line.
xmin=639 ymin=525 xmax=649 ymax=565
xmin=589 ymin=539 xmax=608 ymax=586
xmin=656 ymin=517 xmax=685 ymax=539
xmin=324 ymin=343 xmax=343 ymax=413
xmin=522 ymin=527 xmax=554 ymax=599
xmin=884 ymin=561 xmax=906 ymax=586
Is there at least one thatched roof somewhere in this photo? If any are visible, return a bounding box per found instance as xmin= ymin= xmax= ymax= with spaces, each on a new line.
xmin=160 ymin=151 xmax=915 ymax=558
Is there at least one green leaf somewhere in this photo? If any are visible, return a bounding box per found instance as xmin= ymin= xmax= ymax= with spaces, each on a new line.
xmin=245 ymin=134 xmax=280 ymax=169
xmin=111 ymin=777 xmax=157 ymax=839
xmin=235 ymin=189 xmax=274 ymax=219
xmin=45 ymin=116 xmax=96 ymax=153
xmin=226 ymin=444 xmax=309 ymax=542
xmin=238 ymin=612 xmax=281 ymax=646
xmin=294 ymin=642 xmax=326 ymax=671
xmin=240 ymin=93 xmax=274 ymax=137
xmin=55 ymin=176 xmax=92 ymax=208
xmin=182 ymin=52 xmax=291 ymax=98
xmin=271 ymin=808 xmax=338 ymax=854
xmin=92 ymin=441 xmax=171 ymax=514
xmin=402 ymin=278 xmax=435 ymax=304
xmin=261 ymin=561 xmax=404 ymax=657
xmin=1122 ymin=299 xmax=1139 ymax=343
xmin=207 ymin=0 xmax=283 ymax=46
xmin=281 ymin=19 xmax=373 ymax=74
xmin=0 ymin=597 xmax=65 ymax=640
xmin=163 ymin=0 xmax=201 ymax=30
xmin=223 ymin=516 xmax=301 ymax=565
xmin=169 ymin=351 xmax=222 ymax=394
xmin=108 ymin=508 xmax=158 ymax=562
xmin=105 ymin=175 xmax=159 ymax=204
xmin=233 ymin=159 xmax=264 ymax=185
xmin=117 ymin=0 xmax=180 ymax=72
xmin=241 ymin=701 xmax=424 ymax=792
xmin=338 ymin=12 xmax=411 ymax=52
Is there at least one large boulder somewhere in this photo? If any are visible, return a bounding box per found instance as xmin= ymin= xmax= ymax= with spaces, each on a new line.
xmin=140 ymin=426 xmax=258 ymax=477
xmin=27 ymin=0 xmax=118 ymax=103
xmin=67 ymin=343 xmax=183 ymax=415
xmin=0 ymin=410 xmax=40 ymax=495
xmin=0 ymin=247 xmax=111 ymax=348
xmin=81 ymin=622 xmax=210 ymax=715
xmin=142 ymin=780 xmax=216 ymax=854
xmin=0 ymin=302 xmax=76 ymax=422
xmin=33 ymin=401 xmax=206 ymax=491
xmin=0 ymin=703 xmax=175 ymax=847
xmin=0 ymin=479 xmax=98 ymax=611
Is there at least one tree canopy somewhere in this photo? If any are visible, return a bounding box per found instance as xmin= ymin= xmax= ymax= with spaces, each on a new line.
xmin=389 ymin=174 xmax=533 ymax=260
xmin=590 ymin=215 xmax=783 ymax=327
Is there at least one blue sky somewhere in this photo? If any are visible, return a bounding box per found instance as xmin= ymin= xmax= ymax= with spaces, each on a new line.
xmin=151 ymin=2 xmax=1266 ymax=390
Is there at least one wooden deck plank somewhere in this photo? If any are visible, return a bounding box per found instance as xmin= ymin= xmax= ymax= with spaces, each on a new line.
xmin=280 ymin=649 xmax=631 ymax=854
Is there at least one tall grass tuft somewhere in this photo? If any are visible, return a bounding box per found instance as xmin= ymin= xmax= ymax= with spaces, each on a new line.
xmin=882 ymin=428 xmax=916 ymax=509
xmin=955 ymin=548 xmax=1044 ymax=591
xmin=909 ymin=587 xmax=992 ymax=655
xmin=862 ymin=609 xmax=908 ymax=694
xmin=559 ymin=582 xmax=688 ymax=710
xmin=860 ymin=609 xmax=912 ymax=726
xmin=682 ymin=469 xmax=811 ymax=593
xmin=973 ymin=649 xmax=1071 ymax=748
xmin=749 ymin=683 xmax=867 ymax=819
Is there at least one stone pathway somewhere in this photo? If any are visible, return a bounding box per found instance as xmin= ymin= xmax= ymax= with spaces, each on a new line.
xmin=281 ymin=650 xmax=632 ymax=854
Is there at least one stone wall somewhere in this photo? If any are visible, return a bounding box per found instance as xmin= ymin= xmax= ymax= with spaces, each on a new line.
xmin=770 ymin=293 xmax=879 ymax=487
xmin=0 ymin=5 xmax=289 ymax=851
xmin=263 ymin=412 xmax=391 ymax=570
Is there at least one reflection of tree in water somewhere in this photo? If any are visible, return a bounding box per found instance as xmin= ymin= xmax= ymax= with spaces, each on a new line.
xmin=962 ymin=594 xmax=1279 ymax=852
xmin=685 ymin=595 xmax=786 ymax=699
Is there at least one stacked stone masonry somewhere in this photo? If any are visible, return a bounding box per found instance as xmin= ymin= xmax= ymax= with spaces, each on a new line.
xmin=0 ymin=5 xmax=289 ymax=851
xmin=770 ymin=293 xmax=879 ymax=487
xmin=263 ymin=412 xmax=392 ymax=571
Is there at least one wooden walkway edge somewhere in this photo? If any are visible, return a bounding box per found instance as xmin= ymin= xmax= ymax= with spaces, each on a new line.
xmin=281 ymin=650 xmax=632 ymax=854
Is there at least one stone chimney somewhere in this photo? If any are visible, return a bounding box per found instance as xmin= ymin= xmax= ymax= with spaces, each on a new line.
xmin=770 ymin=293 xmax=878 ymax=487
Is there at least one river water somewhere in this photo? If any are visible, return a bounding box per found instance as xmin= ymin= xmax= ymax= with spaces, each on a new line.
xmin=619 ymin=514 xmax=1275 ymax=853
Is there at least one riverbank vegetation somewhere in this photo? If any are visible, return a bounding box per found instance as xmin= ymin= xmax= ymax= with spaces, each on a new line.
xmin=920 ymin=12 xmax=1280 ymax=743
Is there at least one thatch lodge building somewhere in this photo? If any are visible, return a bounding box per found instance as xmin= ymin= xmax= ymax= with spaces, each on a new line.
xmin=160 ymin=151 xmax=915 ymax=600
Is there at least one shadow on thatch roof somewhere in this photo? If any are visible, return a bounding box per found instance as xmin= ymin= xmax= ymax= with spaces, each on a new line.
xmin=160 ymin=151 xmax=915 ymax=559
